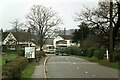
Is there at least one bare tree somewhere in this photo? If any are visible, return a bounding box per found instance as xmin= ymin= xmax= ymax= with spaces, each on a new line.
xmin=10 ymin=19 xmax=24 ymax=32
xmin=27 ymin=5 xmax=61 ymax=51
xmin=75 ymin=1 xmax=120 ymax=62
xmin=75 ymin=1 xmax=120 ymax=50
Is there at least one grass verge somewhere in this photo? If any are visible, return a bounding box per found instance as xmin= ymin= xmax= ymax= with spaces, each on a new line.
xmin=21 ymin=62 xmax=37 ymax=79
xmin=0 ymin=55 xmax=1 ymax=65
xmin=2 ymin=50 xmax=16 ymax=54
xmin=79 ymin=56 xmax=119 ymax=69
xmin=1 ymin=54 xmax=17 ymax=65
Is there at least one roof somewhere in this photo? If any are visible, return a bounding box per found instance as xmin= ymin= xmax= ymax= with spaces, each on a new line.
xmin=2 ymin=32 xmax=9 ymax=41
xmin=44 ymin=38 xmax=54 ymax=45
xmin=59 ymin=35 xmax=73 ymax=40
xmin=2 ymin=32 xmax=33 ymax=42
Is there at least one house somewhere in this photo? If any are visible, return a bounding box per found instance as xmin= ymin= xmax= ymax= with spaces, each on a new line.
xmin=2 ymin=32 xmax=36 ymax=50
xmin=44 ymin=38 xmax=54 ymax=45
xmin=53 ymin=35 xmax=76 ymax=49
xmin=0 ymin=29 xmax=2 ymax=53
xmin=0 ymin=29 xmax=2 ymax=46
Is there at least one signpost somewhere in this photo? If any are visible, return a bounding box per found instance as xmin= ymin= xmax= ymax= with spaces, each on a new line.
xmin=25 ymin=47 xmax=35 ymax=58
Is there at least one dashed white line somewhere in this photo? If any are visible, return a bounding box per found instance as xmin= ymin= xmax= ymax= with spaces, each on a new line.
xmin=65 ymin=57 xmax=71 ymax=62
xmin=85 ymin=71 xmax=88 ymax=74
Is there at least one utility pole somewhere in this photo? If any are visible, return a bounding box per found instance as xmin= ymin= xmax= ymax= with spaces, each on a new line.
xmin=64 ymin=28 xmax=66 ymax=36
xmin=109 ymin=0 xmax=113 ymax=62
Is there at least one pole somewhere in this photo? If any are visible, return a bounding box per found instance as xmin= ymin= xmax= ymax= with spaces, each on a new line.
xmin=109 ymin=0 xmax=113 ymax=62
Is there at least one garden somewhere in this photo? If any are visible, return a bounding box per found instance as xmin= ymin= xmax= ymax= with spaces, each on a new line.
xmin=1 ymin=50 xmax=46 ymax=79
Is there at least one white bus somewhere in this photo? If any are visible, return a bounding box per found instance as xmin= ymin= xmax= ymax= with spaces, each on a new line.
xmin=43 ymin=45 xmax=56 ymax=54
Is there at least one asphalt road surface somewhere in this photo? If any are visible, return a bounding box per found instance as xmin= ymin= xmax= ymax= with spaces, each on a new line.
xmin=46 ymin=55 xmax=118 ymax=79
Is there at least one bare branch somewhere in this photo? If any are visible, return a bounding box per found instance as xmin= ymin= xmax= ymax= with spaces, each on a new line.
xmin=26 ymin=5 xmax=61 ymax=51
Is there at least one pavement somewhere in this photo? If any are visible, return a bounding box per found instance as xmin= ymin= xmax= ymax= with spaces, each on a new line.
xmin=31 ymin=57 xmax=46 ymax=78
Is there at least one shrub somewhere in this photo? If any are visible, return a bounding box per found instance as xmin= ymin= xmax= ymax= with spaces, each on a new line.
xmin=94 ymin=50 xmax=99 ymax=58
xmin=17 ymin=50 xmax=25 ymax=56
xmin=87 ymin=49 xmax=94 ymax=58
xmin=41 ymin=51 xmax=46 ymax=57
xmin=66 ymin=46 xmax=80 ymax=56
xmin=94 ymin=49 xmax=105 ymax=60
xmin=113 ymin=50 xmax=120 ymax=62
xmin=2 ymin=50 xmax=16 ymax=54
xmin=66 ymin=47 xmax=72 ymax=55
xmin=99 ymin=48 xmax=106 ymax=60
xmin=80 ymin=49 xmax=87 ymax=56
xmin=35 ymin=51 xmax=46 ymax=62
xmin=2 ymin=56 xmax=29 ymax=79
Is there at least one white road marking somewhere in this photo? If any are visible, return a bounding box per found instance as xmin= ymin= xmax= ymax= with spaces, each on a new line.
xmin=44 ymin=56 xmax=49 ymax=66
xmin=76 ymin=66 xmax=79 ymax=69
xmin=65 ymin=57 xmax=71 ymax=62
xmin=44 ymin=56 xmax=49 ymax=79
xmin=73 ymin=62 xmax=76 ymax=64
xmin=47 ymin=62 xmax=97 ymax=64
xmin=85 ymin=71 xmax=88 ymax=74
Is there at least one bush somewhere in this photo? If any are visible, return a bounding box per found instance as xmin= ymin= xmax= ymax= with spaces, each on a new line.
xmin=99 ymin=49 xmax=106 ymax=60
xmin=41 ymin=51 xmax=46 ymax=57
xmin=94 ymin=49 xmax=105 ymax=60
xmin=113 ymin=50 xmax=120 ymax=62
xmin=66 ymin=47 xmax=72 ymax=55
xmin=80 ymin=49 xmax=87 ymax=56
xmin=17 ymin=50 xmax=25 ymax=56
xmin=87 ymin=49 xmax=94 ymax=58
xmin=35 ymin=51 xmax=46 ymax=62
xmin=2 ymin=56 xmax=29 ymax=79
xmin=2 ymin=50 xmax=16 ymax=54
xmin=94 ymin=50 xmax=99 ymax=59
xmin=66 ymin=46 xmax=80 ymax=56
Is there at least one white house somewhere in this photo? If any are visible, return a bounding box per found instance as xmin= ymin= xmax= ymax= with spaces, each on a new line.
xmin=0 ymin=29 xmax=2 ymax=46
xmin=53 ymin=35 xmax=76 ymax=49
xmin=2 ymin=32 xmax=36 ymax=50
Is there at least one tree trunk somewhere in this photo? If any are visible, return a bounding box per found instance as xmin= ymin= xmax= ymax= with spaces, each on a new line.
xmin=109 ymin=1 xmax=113 ymax=62
xmin=113 ymin=2 xmax=120 ymax=50
xmin=40 ymin=45 xmax=43 ymax=51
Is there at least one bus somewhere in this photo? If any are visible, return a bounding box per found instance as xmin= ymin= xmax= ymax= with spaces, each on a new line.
xmin=43 ymin=45 xmax=56 ymax=54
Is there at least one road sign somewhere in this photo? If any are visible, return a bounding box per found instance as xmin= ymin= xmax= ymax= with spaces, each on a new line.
xmin=25 ymin=47 xmax=35 ymax=58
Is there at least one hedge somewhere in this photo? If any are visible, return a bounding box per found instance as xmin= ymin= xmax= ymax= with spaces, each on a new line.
xmin=94 ymin=49 xmax=105 ymax=60
xmin=87 ymin=49 xmax=94 ymax=58
xmin=2 ymin=56 xmax=29 ymax=79
xmin=66 ymin=46 xmax=80 ymax=55
xmin=113 ymin=50 xmax=120 ymax=62
xmin=35 ymin=51 xmax=46 ymax=62
xmin=2 ymin=50 xmax=16 ymax=54
xmin=79 ymin=49 xmax=87 ymax=56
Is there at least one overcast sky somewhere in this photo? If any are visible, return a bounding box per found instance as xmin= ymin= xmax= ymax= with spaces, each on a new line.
xmin=0 ymin=0 xmax=99 ymax=31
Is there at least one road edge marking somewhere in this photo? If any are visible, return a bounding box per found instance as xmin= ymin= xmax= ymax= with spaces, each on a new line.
xmin=44 ymin=56 xmax=49 ymax=79
xmin=66 ymin=57 xmax=71 ymax=62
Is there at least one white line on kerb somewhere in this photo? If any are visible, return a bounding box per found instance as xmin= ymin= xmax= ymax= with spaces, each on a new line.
xmin=44 ymin=56 xmax=49 ymax=79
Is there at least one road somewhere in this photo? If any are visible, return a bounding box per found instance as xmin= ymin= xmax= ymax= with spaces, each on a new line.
xmin=45 ymin=55 xmax=118 ymax=79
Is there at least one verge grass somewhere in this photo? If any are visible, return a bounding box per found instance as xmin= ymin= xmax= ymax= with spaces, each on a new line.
xmin=1 ymin=54 xmax=17 ymax=65
xmin=21 ymin=62 xmax=37 ymax=79
xmin=79 ymin=56 xmax=119 ymax=69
